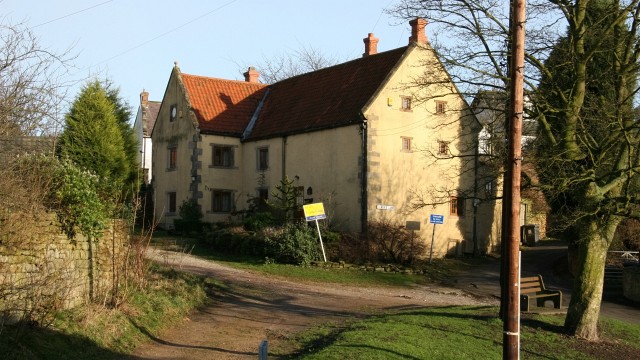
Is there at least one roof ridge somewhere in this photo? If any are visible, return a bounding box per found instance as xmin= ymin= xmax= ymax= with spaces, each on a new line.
xmin=182 ymin=73 xmax=267 ymax=87
xmin=272 ymin=46 xmax=409 ymax=85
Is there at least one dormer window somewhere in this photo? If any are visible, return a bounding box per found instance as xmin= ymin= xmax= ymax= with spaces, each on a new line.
xmin=169 ymin=104 xmax=177 ymax=122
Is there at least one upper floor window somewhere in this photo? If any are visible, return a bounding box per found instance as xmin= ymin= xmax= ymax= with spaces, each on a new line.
xmin=169 ymin=104 xmax=177 ymax=122
xmin=257 ymin=147 xmax=269 ymax=170
xmin=450 ymin=196 xmax=465 ymax=217
xmin=436 ymin=101 xmax=447 ymax=115
xmin=401 ymin=136 xmax=412 ymax=152
xmin=167 ymin=146 xmax=177 ymax=170
xmin=401 ymin=96 xmax=412 ymax=111
xmin=438 ymin=141 xmax=449 ymax=156
xmin=212 ymin=145 xmax=234 ymax=168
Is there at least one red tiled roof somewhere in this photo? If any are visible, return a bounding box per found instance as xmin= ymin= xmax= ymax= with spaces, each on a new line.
xmin=182 ymin=74 xmax=268 ymax=136
xmin=244 ymin=46 xmax=408 ymax=141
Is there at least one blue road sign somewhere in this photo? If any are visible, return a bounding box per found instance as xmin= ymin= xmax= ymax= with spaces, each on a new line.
xmin=429 ymin=214 xmax=444 ymax=224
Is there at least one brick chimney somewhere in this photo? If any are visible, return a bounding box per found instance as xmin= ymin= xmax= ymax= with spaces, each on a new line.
xmin=363 ymin=33 xmax=379 ymax=57
xmin=140 ymin=90 xmax=149 ymax=107
xmin=408 ymin=18 xmax=428 ymax=45
xmin=244 ymin=67 xmax=260 ymax=83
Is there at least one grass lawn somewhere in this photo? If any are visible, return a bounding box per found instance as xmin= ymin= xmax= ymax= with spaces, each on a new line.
xmin=281 ymin=306 xmax=640 ymax=359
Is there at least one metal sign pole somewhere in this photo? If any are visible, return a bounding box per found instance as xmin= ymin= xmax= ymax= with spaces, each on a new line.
xmin=315 ymin=219 xmax=327 ymax=262
xmin=429 ymin=223 xmax=436 ymax=264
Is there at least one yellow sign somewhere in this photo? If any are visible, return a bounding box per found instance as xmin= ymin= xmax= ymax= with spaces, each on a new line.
xmin=303 ymin=202 xmax=326 ymax=221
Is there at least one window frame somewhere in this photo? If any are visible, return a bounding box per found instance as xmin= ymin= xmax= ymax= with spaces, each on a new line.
xmin=401 ymin=136 xmax=413 ymax=152
xmin=257 ymin=147 xmax=269 ymax=171
xmin=437 ymin=140 xmax=449 ymax=156
xmin=400 ymin=96 xmax=412 ymax=111
xmin=435 ymin=100 xmax=447 ymax=115
xmin=169 ymin=104 xmax=177 ymax=122
xmin=167 ymin=145 xmax=177 ymax=170
xmin=167 ymin=192 xmax=177 ymax=215
xmin=211 ymin=189 xmax=234 ymax=213
xmin=212 ymin=144 xmax=234 ymax=168
xmin=450 ymin=196 xmax=465 ymax=217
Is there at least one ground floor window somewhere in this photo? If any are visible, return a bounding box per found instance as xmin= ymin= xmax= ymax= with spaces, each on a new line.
xmin=212 ymin=190 xmax=234 ymax=213
xmin=167 ymin=192 xmax=177 ymax=214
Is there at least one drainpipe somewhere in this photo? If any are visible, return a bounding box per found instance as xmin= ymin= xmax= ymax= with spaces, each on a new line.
xmin=282 ymin=136 xmax=287 ymax=182
xmin=360 ymin=116 xmax=368 ymax=235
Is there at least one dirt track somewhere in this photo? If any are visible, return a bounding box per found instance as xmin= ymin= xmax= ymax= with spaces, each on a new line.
xmin=131 ymin=248 xmax=497 ymax=359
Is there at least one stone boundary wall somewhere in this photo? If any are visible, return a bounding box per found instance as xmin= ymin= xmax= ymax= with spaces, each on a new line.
xmin=0 ymin=214 xmax=129 ymax=323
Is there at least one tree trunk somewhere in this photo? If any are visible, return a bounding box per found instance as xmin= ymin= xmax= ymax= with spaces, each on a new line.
xmin=564 ymin=217 xmax=619 ymax=340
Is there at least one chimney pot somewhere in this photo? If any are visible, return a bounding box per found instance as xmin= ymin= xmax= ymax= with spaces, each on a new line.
xmin=244 ymin=66 xmax=260 ymax=83
xmin=409 ymin=18 xmax=428 ymax=45
xmin=363 ymin=33 xmax=379 ymax=57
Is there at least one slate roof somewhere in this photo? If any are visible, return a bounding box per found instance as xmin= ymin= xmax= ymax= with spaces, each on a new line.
xmin=145 ymin=101 xmax=161 ymax=136
xmin=245 ymin=46 xmax=408 ymax=141
xmin=181 ymin=74 xmax=268 ymax=136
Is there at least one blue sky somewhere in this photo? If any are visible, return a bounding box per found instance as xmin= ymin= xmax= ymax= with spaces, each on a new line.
xmin=3 ymin=0 xmax=411 ymax=125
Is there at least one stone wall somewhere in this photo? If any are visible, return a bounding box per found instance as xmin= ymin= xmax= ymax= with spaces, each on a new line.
xmin=0 ymin=214 xmax=129 ymax=323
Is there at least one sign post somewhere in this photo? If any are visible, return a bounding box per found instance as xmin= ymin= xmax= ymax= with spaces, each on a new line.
xmin=303 ymin=202 xmax=327 ymax=262
xmin=429 ymin=214 xmax=444 ymax=263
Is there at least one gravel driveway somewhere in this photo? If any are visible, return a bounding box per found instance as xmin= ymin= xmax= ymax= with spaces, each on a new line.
xmin=131 ymin=248 xmax=497 ymax=360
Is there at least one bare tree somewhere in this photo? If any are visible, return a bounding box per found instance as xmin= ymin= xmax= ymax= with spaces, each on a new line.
xmin=240 ymin=45 xmax=340 ymax=84
xmin=388 ymin=0 xmax=640 ymax=341
xmin=0 ymin=19 xmax=74 ymax=136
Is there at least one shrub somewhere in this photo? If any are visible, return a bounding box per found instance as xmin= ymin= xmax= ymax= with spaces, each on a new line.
xmin=365 ymin=219 xmax=426 ymax=264
xmin=174 ymin=199 xmax=204 ymax=235
xmin=243 ymin=211 xmax=276 ymax=231
xmin=264 ymin=224 xmax=321 ymax=265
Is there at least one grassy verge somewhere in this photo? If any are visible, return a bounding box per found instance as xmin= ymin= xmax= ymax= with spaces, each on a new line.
xmin=152 ymin=234 xmax=467 ymax=287
xmin=280 ymin=306 xmax=640 ymax=359
xmin=0 ymin=264 xmax=209 ymax=360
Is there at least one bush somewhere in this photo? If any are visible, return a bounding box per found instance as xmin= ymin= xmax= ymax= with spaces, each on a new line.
xmin=174 ymin=199 xmax=204 ymax=235
xmin=364 ymin=219 xmax=426 ymax=264
xmin=264 ymin=224 xmax=321 ymax=265
xmin=243 ymin=211 xmax=276 ymax=232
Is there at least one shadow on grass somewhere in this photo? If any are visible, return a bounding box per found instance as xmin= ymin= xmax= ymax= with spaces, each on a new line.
xmin=0 ymin=323 xmax=130 ymax=360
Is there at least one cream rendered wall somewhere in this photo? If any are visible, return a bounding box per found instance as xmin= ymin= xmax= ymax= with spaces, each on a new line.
xmin=242 ymin=126 xmax=363 ymax=233
xmin=363 ymin=45 xmax=479 ymax=258
xmin=152 ymin=71 xmax=197 ymax=229
xmin=199 ymin=135 xmax=244 ymax=223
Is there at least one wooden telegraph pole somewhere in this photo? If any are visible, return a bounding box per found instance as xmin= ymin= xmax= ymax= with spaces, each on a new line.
xmin=503 ymin=0 xmax=526 ymax=359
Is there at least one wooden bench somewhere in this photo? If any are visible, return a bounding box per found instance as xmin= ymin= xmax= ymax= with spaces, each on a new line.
xmin=520 ymin=275 xmax=562 ymax=312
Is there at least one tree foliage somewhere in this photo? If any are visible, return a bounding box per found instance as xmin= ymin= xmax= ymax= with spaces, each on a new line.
xmin=389 ymin=0 xmax=640 ymax=340
xmin=57 ymin=80 xmax=131 ymax=198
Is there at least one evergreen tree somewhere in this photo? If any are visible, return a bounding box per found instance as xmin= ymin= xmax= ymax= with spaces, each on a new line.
xmin=105 ymin=82 xmax=139 ymax=197
xmin=58 ymin=80 xmax=129 ymax=197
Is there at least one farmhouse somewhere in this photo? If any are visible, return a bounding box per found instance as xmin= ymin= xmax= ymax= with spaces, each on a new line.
xmin=151 ymin=18 xmax=491 ymax=257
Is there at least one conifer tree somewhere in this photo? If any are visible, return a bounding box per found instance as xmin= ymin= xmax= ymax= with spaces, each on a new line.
xmin=58 ymin=80 xmax=128 ymax=196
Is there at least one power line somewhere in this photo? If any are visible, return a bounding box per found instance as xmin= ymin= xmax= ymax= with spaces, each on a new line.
xmin=33 ymin=0 xmax=115 ymax=28
xmin=88 ymin=0 xmax=240 ymax=69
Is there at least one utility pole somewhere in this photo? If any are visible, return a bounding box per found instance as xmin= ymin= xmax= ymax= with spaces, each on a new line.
xmin=503 ymin=0 xmax=526 ymax=359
